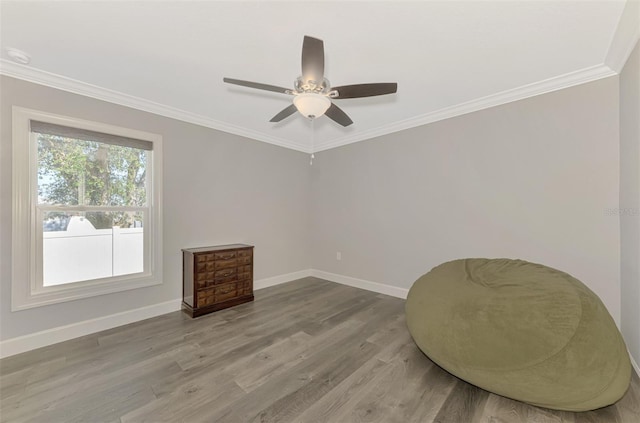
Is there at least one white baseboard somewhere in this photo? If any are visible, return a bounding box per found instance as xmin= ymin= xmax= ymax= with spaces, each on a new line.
xmin=0 ymin=270 xmax=314 ymax=359
xmin=311 ymin=269 xmax=409 ymax=299
xmin=0 ymin=299 xmax=182 ymax=359
xmin=630 ymin=352 xmax=640 ymax=378
xmin=254 ymin=269 xmax=313 ymax=291
xmin=5 ymin=267 xmax=634 ymax=385
xmin=0 ymin=268 xmax=403 ymax=359
xmin=253 ymin=268 xmax=409 ymax=300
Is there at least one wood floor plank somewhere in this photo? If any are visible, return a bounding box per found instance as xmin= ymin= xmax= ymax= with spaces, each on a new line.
xmin=525 ymin=404 xmax=577 ymax=423
xmin=294 ymin=358 xmax=392 ymax=423
xmin=3 ymin=360 xmax=178 ymax=423
xmin=432 ymin=378 xmax=491 ymax=423
xmin=330 ymin=349 xmax=431 ymax=422
xmin=201 ymin=325 xmax=379 ymax=422
xmin=292 ymin=312 xmax=419 ymax=422
xmin=245 ymin=341 xmax=382 ymax=423
xmin=403 ymin=362 xmax=459 ymax=422
xmin=367 ymin=344 xmax=438 ymax=423
xmin=616 ymin=371 xmax=640 ymax=422
xmin=0 ymin=335 xmax=98 ymax=377
xmin=1 ymin=340 xmax=190 ymax=422
xmin=573 ymin=405 xmax=622 ymax=423
xmin=480 ymin=393 xmax=542 ymax=423
xmin=1 ymin=277 xmax=639 ymax=423
xmin=337 ymin=342 xmax=434 ymax=422
xmin=0 ymin=356 xmax=66 ymax=403
xmin=366 ymin=311 xmax=408 ymax=347
xmin=157 ymin=323 xmax=310 ymax=396
xmin=239 ymin=301 xmax=407 ymax=422
xmin=120 ymin=378 xmax=244 ymax=422
xmin=233 ymin=321 xmax=361 ymax=393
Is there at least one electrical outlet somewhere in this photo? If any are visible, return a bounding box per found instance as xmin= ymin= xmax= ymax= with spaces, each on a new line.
xmin=336 ymin=252 xmax=342 ymax=261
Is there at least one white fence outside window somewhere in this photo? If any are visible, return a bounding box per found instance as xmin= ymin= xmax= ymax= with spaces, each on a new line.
xmin=43 ymin=226 xmax=143 ymax=286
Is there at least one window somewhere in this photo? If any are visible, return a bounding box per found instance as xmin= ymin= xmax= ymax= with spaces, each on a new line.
xmin=12 ymin=107 xmax=163 ymax=310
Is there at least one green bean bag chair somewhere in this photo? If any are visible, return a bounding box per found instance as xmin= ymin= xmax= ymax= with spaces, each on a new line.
xmin=405 ymin=258 xmax=631 ymax=411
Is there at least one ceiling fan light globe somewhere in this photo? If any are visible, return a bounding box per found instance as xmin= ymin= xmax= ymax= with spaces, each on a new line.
xmin=293 ymin=93 xmax=331 ymax=119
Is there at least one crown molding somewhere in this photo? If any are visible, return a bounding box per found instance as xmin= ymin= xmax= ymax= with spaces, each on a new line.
xmin=605 ymin=0 xmax=640 ymax=73
xmin=313 ymin=64 xmax=616 ymax=152
xmin=0 ymin=59 xmax=616 ymax=155
xmin=0 ymin=60 xmax=310 ymax=153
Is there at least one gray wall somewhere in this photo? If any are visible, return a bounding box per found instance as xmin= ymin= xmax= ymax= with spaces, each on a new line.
xmin=620 ymin=40 xmax=640 ymax=365
xmin=0 ymin=76 xmax=311 ymax=340
xmin=311 ymin=77 xmax=622 ymax=324
xmin=0 ymin=72 xmax=629 ymax=350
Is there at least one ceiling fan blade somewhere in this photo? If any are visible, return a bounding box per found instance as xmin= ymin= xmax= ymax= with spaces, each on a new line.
xmin=269 ymin=104 xmax=298 ymax=122
xmin=325 ymin=103 xmax=353 ymax=127
xmin=223 ymin=78 xmax=291 ymax=94
xmin=331 ymin=83 xmax=398 ymax=99
xmin=301 ymin=36 xmax=324 ymax=84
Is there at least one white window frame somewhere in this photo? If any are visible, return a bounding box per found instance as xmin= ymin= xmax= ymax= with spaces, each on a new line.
xmin=12 ymin=107 xmax=163 ymax=311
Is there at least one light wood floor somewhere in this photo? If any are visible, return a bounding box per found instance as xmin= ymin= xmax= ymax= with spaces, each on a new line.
xmin=1 ymin=278 xmax=639 ymax=423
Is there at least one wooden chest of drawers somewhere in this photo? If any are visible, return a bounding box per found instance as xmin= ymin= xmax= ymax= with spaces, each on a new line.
xmin=182 ymin=244 xmax=254 ymax=317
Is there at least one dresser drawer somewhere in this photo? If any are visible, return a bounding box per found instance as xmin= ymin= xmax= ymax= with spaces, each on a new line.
xmin=196 ymin=262 xmax=207 ymax=273
xmin=237 ymin=256 xmax=252 ymax=265
xmin=197 ymin=288 xmax=215 ymax=307
xmin=238 ymin=266 xmax=252 ymax=280
xmin=196 ymin=253 xmax=215 ymax=263
xmin=196 ymin=272 xmax=215 ymax=289
xmin=215 ymin=282 xmax=238 ymax=303
xmin=240 ymin=280 xmax=253 ymax=296
xmin=214 ymin=251 xmax=237 ymax=261
xmin=195 ymin=271 xmax=210 ymax=282
xmin=215 ymin=258 xmax=237 ymax=269
xmin=237 ymin=249 xmax=252 ymax=258
xmin=214 ymin=268 xmax=237 ymax=284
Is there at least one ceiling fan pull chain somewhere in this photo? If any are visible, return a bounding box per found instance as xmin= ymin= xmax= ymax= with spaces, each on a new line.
xmin=310 ymin=118 xmax=315 ymax=165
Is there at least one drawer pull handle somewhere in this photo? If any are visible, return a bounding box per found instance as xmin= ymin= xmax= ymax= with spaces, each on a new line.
xmin=220 ymin=255 xmax=234 ymax=260
xmin=223 ymin=271 xmax=233 ymax=277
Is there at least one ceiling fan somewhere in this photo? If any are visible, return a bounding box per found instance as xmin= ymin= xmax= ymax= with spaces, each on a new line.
xmin=223 ymin=36 xmax=397 ymax=127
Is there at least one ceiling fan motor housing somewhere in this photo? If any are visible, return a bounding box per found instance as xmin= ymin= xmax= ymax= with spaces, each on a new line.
xmin=295 ymin=76 xmax=331 ymax=94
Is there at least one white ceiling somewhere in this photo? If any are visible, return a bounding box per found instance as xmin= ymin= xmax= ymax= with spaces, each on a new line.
xmin=1 ymin=1 xmax=637 ymax=153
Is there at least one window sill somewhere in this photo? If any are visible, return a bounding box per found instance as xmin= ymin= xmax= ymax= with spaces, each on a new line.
xmin=11 ymin=273 xmax=163 ymax=311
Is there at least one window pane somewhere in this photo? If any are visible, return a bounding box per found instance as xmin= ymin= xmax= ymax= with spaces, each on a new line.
xmin=36 ymin=133 xmax=147 ymax=207
xmin=42 ymin=211 xmax=144 ymax=286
